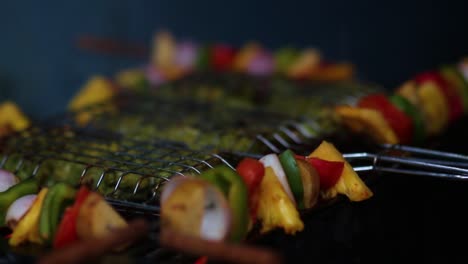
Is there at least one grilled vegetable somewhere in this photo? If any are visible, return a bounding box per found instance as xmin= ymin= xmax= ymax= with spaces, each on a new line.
xmin=308 ymin=141 xmax=373 ymax=202
xmin=161 ymin=177 xmax=232 ymax=242
xmin=295 ymin=159 xmax=320 ymax=209
xmin=39 ymin=183 xmax=76 ymax=242
xmin=305 ymin=157 xmax=344 ymax=191
xmin=9 ymin=188 xmax=48 ymax=246
xmin=357 ymin=94 xmax=413 ymax=144
xmin=0 ymin=178 xmax=39 ymax=225
xmin=390 ymin=95 xmax=426 ymax=144
xmin=0 ymin=169 xmax=19 ymax=192
xmin=5 ymin=194 xmax=36 ymax=230
xmin=257 ymin=167 xmax=304 ymax=234
xmin=53 ymin=185 xmax=91 ymax=248
xmin=259 ymin=154 xmax=296 ymax=205
xmin=199 ymin=166 xmax=249 ymax=242
xmin=235 ymin=158 xmax=265 ymax=222
xmin=279 ymin=149 xmax=305 ymax=209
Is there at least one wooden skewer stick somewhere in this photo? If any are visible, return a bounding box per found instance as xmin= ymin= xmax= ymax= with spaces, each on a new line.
xmin=160 ymin=229 xmax=283 ymax=264
xmin=38 ymin=218 xmax=149 ymax=264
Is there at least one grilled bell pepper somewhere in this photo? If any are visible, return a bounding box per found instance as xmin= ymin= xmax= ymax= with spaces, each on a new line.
xmin=257 ymin=167 xmax=304 ymax=234
xmin=39 ymin=183 xmax=76 ymax=242
xmin=358 ymin=94 xmax=413 ymax=144
xmin=307 ymin=157 xmax=344 ymax=191
xmin=308 ymin=141 xmax=372 ymax=202
xmin=9 ymin=188 xmax=48 ymax=246
xmin=390 ymin=95 xmax=426 ymax=144
xmin=279 ymin=150 xmax=305 ymax=209
xmin=232 ymin=43 xmax=261 ymax=72
xmin=0 ymin=178 xmax=39 ymax=225
xmin=53 ymin=185 xmax=91 ymax=248
xmin=199 ymin=166 xmax=249 ymax=242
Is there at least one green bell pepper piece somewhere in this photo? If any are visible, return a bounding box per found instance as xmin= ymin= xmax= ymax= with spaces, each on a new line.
xmin=390 ymin=95 xmax=426 ymax=145
xmin=39 ymin=183 xmax=76 ymax=242
xmin=199 ymin=165 xmax=248 ymax=242
xmin=279 ymin=149 xmax=304 ymax=209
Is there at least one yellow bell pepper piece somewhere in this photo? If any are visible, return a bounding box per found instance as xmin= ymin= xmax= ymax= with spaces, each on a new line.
xmin=308 ymin=141 xmax=373 ymax=202
xmin=0 ymin=101 xmax=30 ymax=133
xmin=257 ymin=167 xmax=304 ymax=235
xmin=335 ymin=105 xmax=398 ymax=144
xmin=9 ymin=188 xmax=48 ymax=246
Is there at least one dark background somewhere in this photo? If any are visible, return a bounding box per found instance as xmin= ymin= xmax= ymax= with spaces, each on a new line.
xmin=0 ymin=0 xmax=467 ymax=119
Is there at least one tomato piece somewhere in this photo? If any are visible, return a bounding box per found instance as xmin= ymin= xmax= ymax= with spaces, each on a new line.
xmin=211 ymin=44 xmax=236 ymax=72
xmin=358 ymin=94 xmax=413 ymax=144
xmin=307 ymin=158 xmax=344 ymax=190
xmin=236 ymin=158 xmax=265 ymax=220
xmin=52 ymin=185 xmax=91 ymax=248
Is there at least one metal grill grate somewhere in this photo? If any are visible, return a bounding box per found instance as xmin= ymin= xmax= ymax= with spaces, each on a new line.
xmin=45 ymin=93 xmax=337 ymax=154
xmin=0 ymin=125 xmax=234 ymax=210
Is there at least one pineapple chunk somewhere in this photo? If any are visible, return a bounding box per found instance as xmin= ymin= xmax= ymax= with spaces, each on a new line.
xmin=76 ymin=192 xmax=127 ymax=241
xmin=68 ymin=76 xmax=115 ymax=125
xmin=257 ymin=167 xmax=304 ymax=235
xmin=417 ymin=82 xmax=449 ymax=135
xmin=0 ymin=101 xmax=30 ymax=133
xmin=308 ymin=141 xmax=373 ymax=202
xmin=335 ymin=105 xmax=398 ymax=144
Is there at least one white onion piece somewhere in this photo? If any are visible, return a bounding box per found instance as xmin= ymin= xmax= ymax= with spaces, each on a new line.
xmin=259 ymin=154 xmax=296 ymax=205
xmin=0 ymin=169 xmax=19 ymax=192
xmin=161 ymin=176 xmax=232 ymax=241
xmin=5 ymin=194 xmax=37 ymax=230
xmin=247 ymin=52 xmax=274 ymax=76
xmin=200 ymin=184 xmax=232 ymax=241
xmin=175 ymin=42 xmax=198 ymax=70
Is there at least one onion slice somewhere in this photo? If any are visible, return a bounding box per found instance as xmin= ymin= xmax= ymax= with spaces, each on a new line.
xmin=161 ymin=177 xmax=232 ymax=241
xmin=0 ymin=170 xmax=19 ymax=192
xmin=5 ymin=194 xmax=37 ymax=230
xmin=259 ymin=154 xmax=296 ymax=205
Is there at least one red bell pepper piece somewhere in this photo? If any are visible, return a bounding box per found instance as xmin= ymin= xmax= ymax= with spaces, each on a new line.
xmin=295 ymin=155 xmax=344 ymax=190
xmin=236 ymin=158 xmax=265 ymax=221
xmin=307 ymin=157 xmax=344 ymax=190
xmin=358 ymin=94 xmax=413 ymax=144
xmin=53 ymin=185 xmax=91 ymax=248
xmin=211 ymin=44 xmax=236 ymax=72
xmin=414 ymin=71 xmax=464 ymax=122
